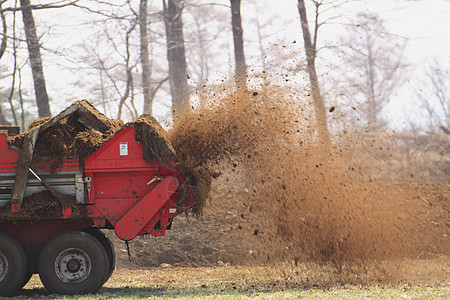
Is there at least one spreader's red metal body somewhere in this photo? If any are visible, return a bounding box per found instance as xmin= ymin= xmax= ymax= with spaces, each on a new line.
xmin=0 ymin=126 xmax=196 ymax=240
xmin=0 ymin=120 xmax=197 ymax=295
xmin=83 ymin=126 xmax=196 ymax=239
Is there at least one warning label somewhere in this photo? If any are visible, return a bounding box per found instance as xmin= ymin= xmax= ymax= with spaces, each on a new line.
xmin=119 ymin=142 xmax=128 ymax=156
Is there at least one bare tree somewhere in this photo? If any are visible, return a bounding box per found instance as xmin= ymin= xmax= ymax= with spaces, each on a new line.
xmin=184 ymin=3 xmax=212 ymax=91
xmin=20 ymin=0 xmax=51 ymax=117
xmin=187 ymin=9 xmax=210 ymax=92
xmin=182 ymin=1 xmax=230 ymax=100
xmin=6 ymin=8 xmax=18 ymax=126
xmin=140 ymin=0 xmax=153 ymax=114
xmin=1 ymin=0 xmax=82 ymax=122
xmin=163 ymin=0 xmax=189 ymax=120
xmin=0 ymin=2 xmax=34 ymax=128
xmin=0 ymin=2 xmax=9 ymax=124
xmin=251 ymin=4 xmax=270 ymax=77
xmin=335 ymin=13 xmax=407 ymax=132
xmin=0 ymin=66 xmax=10 ymax=124
xmin=230 ymin=0 xmax=246 ymax=90
xmin=66 ymin=0 xmax=173 ymax=120
xmin=418 ymin=60 xmax=449 ymax=135
xmin=0 ymin=1 xmax=7 ymax=60
xmin=117 ymin=19 xmax=137 ymax=119
xmin=297 ymin=0 xmax=330 ymax=146
xmin=0 ymin=106 xmax=9 ymax=125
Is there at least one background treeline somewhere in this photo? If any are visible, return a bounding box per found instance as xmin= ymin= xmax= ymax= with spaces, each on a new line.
xmin=0 ymin=0 xmax=448 ymax=182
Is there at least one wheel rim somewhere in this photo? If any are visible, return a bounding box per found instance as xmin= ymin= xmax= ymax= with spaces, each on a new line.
xmin=54 ymin=248 xmax=91 ymax=284
xmin=0 ymin=252 xmax=8 ymax=282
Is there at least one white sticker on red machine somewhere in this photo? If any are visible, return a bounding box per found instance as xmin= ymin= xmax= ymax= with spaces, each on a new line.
xmin=119 ymin=142 xmax=128 ymax=156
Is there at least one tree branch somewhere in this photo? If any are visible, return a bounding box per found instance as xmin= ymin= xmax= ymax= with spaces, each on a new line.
xmin=0 ymin=2 xmax=6 ymax=59
xmin=1 ymin=0 xmax=80 ymax=13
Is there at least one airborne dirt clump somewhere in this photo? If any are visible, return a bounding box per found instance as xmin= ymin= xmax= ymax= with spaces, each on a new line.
xmin=119 ymin=86 xmax=448 ymax=285
xmin=167 ymin=89 xmax=304 ymax=213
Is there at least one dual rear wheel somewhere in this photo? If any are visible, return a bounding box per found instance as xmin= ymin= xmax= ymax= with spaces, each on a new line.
xmin=0 ymin=232 xmax=27 ymax=297
xmin=83 ymin=227 xmax=116 ymax=284
xmin=38 ymin=230 xmax=115 ymax=295
xmin=0 ymin=229 xmax=115 ymax=296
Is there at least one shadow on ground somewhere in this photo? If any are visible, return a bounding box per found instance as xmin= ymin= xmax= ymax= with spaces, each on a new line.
xmin=13 ymin=285 xmax=313 ymax=299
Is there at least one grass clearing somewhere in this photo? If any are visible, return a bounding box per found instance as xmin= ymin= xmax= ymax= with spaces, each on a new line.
xmin=14 ymin=261 xmax=449 ymax=299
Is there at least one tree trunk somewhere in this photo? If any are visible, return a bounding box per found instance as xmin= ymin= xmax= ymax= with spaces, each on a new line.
xmin=366 ymin=35 xmax=378 ymax=131
xmin=0 ymin=106 xmax=10 ymax=125
xmin=0 ymin=3 xmax=7 ymax=60
xmin=297 ymin=0 xmax=330 ymax=147
xmin=163 ymin=0 xmax=189 ymax=121
xmin=140 ymin=0 xmax=152 ymax=114
xmin=117 ymin=20 xmax=136 ymax=119
xmin=230 ymin=0 xmax=247 ymax=90
xmin=20 ymin=0 xmax=51 ymax=117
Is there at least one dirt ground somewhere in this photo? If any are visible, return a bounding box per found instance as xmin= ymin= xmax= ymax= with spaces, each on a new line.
xmin=112 ymin=181 xmax=449 ymax=284
xmin=16 ymin=263 xmax=449 ymax=299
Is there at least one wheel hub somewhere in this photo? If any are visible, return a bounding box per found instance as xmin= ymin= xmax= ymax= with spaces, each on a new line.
xmin=66 ymin=259 xmax=81 ymax=273
xmin=55 ymin=248 xmax=91 ymax=284
xmin=0 ymin=252 xmax=8 ymax=282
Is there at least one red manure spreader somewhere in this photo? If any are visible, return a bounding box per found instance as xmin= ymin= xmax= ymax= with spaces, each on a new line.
xmin=0 ymin=101 xmax=198 ymax=296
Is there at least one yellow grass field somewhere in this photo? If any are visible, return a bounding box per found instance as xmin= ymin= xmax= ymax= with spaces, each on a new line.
xmin=14 ymin=259 xmax=449 ymax=299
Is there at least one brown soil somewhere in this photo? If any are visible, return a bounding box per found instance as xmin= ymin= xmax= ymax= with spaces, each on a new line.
xmin=113 ymin=182 xmax=448 ymax=263
xmin=0 ymin=191 xmax=76 ymax=220
xmin=7 ymin=101 xmax=183 ymax=171
xmin=128 ymin=115 xmax=176 ymax=167
xmin=113 ymin=87 xmax=449 ymax=284
xmin=7 ymin=100 xmax=123 ymax=169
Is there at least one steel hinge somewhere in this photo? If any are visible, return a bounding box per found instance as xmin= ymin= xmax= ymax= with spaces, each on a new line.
xmin=76 ymin=174 xmax=92 ymax=201
xmin=76 ymin=174 xmax=92 ymax=183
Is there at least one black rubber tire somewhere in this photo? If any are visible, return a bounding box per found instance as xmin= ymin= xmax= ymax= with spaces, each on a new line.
xmin=38 ymin=231 xmax=109 ymax=295
xmin=83 ymin=228 xmax=115 ymax=284
xmin=0 ymin=232 xmax=27 ymax=297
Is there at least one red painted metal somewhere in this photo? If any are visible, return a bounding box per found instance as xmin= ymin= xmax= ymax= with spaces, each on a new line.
xmin=0 ymin=219 xmax=94 ymax=245
xmin=0 ymin=132 xmax=80 ymax=173
xmin=91 ymin=198 xmax=138 ymax=225
xmin=61 ymin=206 xmax=72 ymax=218
xmin=83 ymin=126 xmax=196 ymax=239
xmin=10 ymin=203 xmax=20 ymax=213
xmin=1 ymin=125 xmax=197 ymax=245
xmin=142 ymin=207 xmax=171 ymax=236
xmin=0 ymin=107 xmax=198 ymax=296
xmin=114 ymin=176 xmax=179 ymax=240
xmin=0 ymin=132 xmax=20 ymax=172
